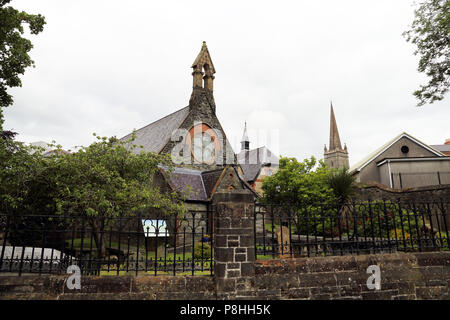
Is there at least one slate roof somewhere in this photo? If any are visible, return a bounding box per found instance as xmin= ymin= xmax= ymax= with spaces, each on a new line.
xmin=239 ymin=164 xmax=263 ymax=182
xmin=431 ymin=144 xmax=450 ymax=153
xmin=163 ymin=167 xmax=207 ymax=201
xmin=201 ymin=169 xmax=225 ymax=197
xmin=237 ymin=146 xmax=279 ymax=182
xmin=120 ymin=106 xmax=189 ymax=154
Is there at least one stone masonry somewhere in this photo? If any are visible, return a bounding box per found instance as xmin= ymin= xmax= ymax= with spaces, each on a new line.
xmin=213 ymin=191 xmax=255 ymax=299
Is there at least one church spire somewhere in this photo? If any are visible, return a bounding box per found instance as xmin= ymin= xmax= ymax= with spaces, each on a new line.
xmin=191 ymin=41 xmax=216 ymax=91
xmin=241 ymin=122 xmax=250 ymax=151
xmin=324 ymin=102 xmax=349 ymax=169
xmin=329 ymin=102 xmax=343 ymax=152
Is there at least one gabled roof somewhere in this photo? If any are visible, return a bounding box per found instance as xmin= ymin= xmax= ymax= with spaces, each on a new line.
xmin=160 ymin=167 xmax=208 ymax=201
xmin=159 ymin=166 xmax=256 ymax=202
xmin=120 ymin=106 xmax=189 ymax=154
xmin=350 ymin=132 xmax=445 ymax=173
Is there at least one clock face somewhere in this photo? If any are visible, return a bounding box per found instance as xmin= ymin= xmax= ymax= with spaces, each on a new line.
xmin=186 ymin=123 xmax=220 ymax=164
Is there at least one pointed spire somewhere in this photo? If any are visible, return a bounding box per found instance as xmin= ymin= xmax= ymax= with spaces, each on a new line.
xmin=191 ymin=41 xmax=216 ymax=91
xmin=329 ymin=102 xmax=343 ymax=151
xmin=241 ymin=122 xmax=250 ymax=151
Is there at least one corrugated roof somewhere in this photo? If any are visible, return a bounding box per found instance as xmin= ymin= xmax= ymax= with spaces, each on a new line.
xmin=120 ymin=106 xmax=189 ymax=154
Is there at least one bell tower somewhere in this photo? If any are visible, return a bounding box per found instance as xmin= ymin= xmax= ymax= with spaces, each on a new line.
xmin=189 ymin=41 xmax=217 ymax=113
xmin=191 ymin=41 xmax=216 ymax=91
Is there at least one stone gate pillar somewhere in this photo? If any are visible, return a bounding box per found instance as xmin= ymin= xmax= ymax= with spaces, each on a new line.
xmin=213 ymin=191 xmax=255 ymax=299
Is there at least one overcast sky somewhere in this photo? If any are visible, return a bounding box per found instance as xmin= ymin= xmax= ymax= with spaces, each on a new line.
xmin=4 ymin=0 xmax=449 ymax=167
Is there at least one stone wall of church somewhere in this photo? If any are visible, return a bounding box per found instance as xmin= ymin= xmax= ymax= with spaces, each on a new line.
xmin=160 ymin=89 xmax=236 ymax=171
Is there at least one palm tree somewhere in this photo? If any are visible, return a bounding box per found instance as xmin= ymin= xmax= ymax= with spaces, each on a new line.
xmin=327 ymin=167 xmax=356 ymax=203
xmin=327 ymin=167 xmax=357 ymax=220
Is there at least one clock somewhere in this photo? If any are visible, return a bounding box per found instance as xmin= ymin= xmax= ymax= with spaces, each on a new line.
xmin=186 ymin=123 xmax=220 ymax=164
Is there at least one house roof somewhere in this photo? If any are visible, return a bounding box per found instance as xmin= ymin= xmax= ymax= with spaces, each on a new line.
xmin=239 ymin=164 xmax=262 ymax=182
xmin=237 ymin=146 xmax=279 ymax=182
xmin=201 ymin=169 xmax=225 ymax=198
xmin=431 ymin=144 xmax=450 ymax=153
xmin=120 ymin=106 xmax=189 ymax=154
xmin=350 ymin=132 xmax=445 ymax=173
xmin=163 ymin=167 xmax=208 ymax=201
xmin=160 ymin=166 xmax=256 ymax=202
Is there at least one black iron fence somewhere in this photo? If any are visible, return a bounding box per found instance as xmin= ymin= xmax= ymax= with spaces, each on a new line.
xmin=254 ymin=200 xmax=450 ymax=259
xmin=391 ymin=171 xmax=450 ymax=189
xmin=0 ymin=209 xmax=213 ymax=276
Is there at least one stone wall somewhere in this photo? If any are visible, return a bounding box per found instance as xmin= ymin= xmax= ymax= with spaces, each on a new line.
xmin=213 ymin=191 xmax=256 ymax=299
xmin=355 ymin=182 xmax=450 ymax=202
xmin=253 ymin=252 xmax=450 ymax=300
xmin=1 ymin=252 xmax=450 ymax=300
xmin=0 ymin=275 xmax=215 ymax=300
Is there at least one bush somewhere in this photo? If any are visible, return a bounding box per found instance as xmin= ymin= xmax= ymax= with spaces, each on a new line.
xmin=193 ymin=242 xmax=211 ymax=260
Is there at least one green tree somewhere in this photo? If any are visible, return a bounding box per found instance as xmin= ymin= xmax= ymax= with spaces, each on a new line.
xmin=1 ymin=133 xmax=187 ymax=256
xmin=51 ymin=134 xmax=186 ymax=255
xmin=403 ymin=0 xmax=450 ymax=106
xmin=0 ymin=133 xmax=38 ymax=213
xmin=0 ymin=0 xmax=45 ymax=128
xmin=261 ymin=156 xmax=335 ymax=205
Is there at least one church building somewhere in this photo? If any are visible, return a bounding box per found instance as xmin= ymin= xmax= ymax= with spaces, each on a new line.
xmin=120 ymin=42 xmax=256 ymax=211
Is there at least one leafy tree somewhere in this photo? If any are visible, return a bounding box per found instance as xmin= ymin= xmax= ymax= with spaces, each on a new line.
xmin=0 ymin=134 xmax=37 ymax=212
xmin=261 ymin=157 xmax=335 ymax=237
xmin=1 ymin=133 xmax=187 ymax=257
xmin=403 ymin=0 xmax=450 ymax=106
xmin=261 ymin=156 xmax=335 ymax=205
xmin=0 ymin=0 xmax=45 ymax=129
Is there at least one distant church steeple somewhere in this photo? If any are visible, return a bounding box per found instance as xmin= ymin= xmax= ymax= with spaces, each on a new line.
xmin=241 ymin=122 xmax=250 ymax=151
xmin=324 ymin=102 xmax=349 ymax=169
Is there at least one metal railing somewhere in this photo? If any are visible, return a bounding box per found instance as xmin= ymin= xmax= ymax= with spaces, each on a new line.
xmin=0 ymin=209 xmax=214 ymax=276
xmin=254 ymin=200 xmax=450 ymax=259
